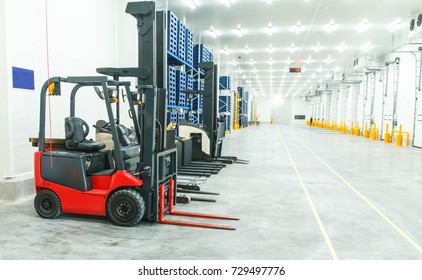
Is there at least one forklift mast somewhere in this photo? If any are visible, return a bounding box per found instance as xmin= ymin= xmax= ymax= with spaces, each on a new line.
xmin=97 ymin=1 xmax=176 ymax=222
xmin=182 ymin=62 xmax=225 ymax=159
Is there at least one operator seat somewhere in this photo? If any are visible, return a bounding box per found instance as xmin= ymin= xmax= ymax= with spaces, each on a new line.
xmin=116 ymin=125 xmax=137 ymax=146
xmin=65 ymin=117 xmax=106 ymax=152
xmin=115 ymin=124 xmax=140 ymax=173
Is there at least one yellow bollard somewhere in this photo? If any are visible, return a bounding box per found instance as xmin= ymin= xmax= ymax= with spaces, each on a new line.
xmin=350 ymin=122 xmax=355 ymax=135
xmin=371 ymin=122 xmax=378 ymax=140
xmin=363 ymin=122 xmax=370 ymax=138
xmin=354 ymin=123 xmax=361 ymax=136
xmin=384 ymin=123 xmax=392 ymax=143
xmin=396 ymin=124 xmax=403 ymax=146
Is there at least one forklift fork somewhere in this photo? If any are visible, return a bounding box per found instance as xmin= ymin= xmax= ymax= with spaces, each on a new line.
xmin=158 ymin=180 xmax=238 ymax=230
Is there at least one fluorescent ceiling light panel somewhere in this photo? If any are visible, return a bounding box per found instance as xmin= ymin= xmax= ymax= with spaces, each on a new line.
xmin=361 ymin=42 xmax=373 ymax=52
xmin=295 ymin=21 xmax=303 ymax=34
xmin=267 ymin=22 xmax=273 ymax=36
xmin=306 ymin=56 xmax=313 ymax=64
xmin=388 ymin=18 xmax=402 ymax=32
xmin=337 ymin=42 xmax=347 ymax=52
xmin=244 ymin=45 xmax=250 ymax=54
xmin=209 ymin=26 xmax=218 ymax=38
xmin=356 ymin=19 xmax=369 ymax=32
xmin=189 ymin=0 xmax=199 ymax=9
xmin=325 ymin=19 xmax=336 ymax=33
xmin=290 ymin=42 xmax=296 ymax=53
xmin=224 ymin=0 xmax=231 ymax=7
xmin=236 ymin=24 xmax=244 ymax=37
xmin=314 ymin=42 xmax=321 ymax=52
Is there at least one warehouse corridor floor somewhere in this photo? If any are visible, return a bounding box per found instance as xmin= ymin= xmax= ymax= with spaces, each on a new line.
xmin=1 ymin=124 xmax=422 ymax=259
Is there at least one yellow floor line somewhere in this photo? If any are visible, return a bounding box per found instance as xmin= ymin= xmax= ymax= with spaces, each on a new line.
xmin=277 ymin=130 xmax=339 ymax=260
xmin=292 ymin=132 xmax=422 ymax=254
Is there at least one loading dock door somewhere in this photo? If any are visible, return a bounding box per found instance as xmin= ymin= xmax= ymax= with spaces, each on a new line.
xmin=413 ymin=90 xmax=422 ymax=147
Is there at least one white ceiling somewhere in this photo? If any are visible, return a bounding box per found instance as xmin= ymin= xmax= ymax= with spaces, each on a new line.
xmin=168 ymin=0 xmax=421 ymax=97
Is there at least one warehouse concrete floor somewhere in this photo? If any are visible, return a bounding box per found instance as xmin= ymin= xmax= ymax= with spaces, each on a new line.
xmin=0 ymin=124 xmax=422 ymax=259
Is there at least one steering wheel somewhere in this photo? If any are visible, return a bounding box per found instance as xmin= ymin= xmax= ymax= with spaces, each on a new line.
xmin=93 ymin=119 xmax=119 ymax=134
xmin=93 ymin=124 xmax=111 ymax=134
xmin=94 ymin=86 xmax=105 ymax=100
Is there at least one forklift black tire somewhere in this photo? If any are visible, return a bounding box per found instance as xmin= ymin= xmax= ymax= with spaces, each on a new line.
xmin=107 ymin=189 xmax=145 ymax=227
xmin=34 ymin=189 xmax=62 ymax=219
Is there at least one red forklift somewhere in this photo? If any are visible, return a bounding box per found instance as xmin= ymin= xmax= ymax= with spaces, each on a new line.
xmin=31 ymin=1 xmax=238 ymax=230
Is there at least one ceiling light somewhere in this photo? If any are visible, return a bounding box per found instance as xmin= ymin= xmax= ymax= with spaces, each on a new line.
xmin=223 ymin=46 xmax=229 ymax=55
xmin=361 ymin=42 xmax=374 ymax=52
xmin=334 ymin=65 xmax=340 ymax=72
xmin=268 ymin=44 xmax=273 ymax=53
xmin=388 ymin=18 xmax=402 ymax=32
xmin=267 ymin=22 xmax=273 ymax=36
xmin=209 ymin=26 xmax=218 ymax=38
xmin=189 ymin=0 xmax=199 ymax=9
xmin=356 ymin=19 xmax=369 ymax=32
xmin=249 ymin=58 xmax=255 ymax=65
xmin=236 ymin=24 xmax=244 ymax=37
xmin=295 ymin=21 xmax=303 ymax=34
xmin=317 ymin=66 xmax=323 ymax=73
xmin=314 ymin=42 xmax=321 ymax=52
xmin=337 ymin=42 xmax=347 ymax=52
xmin=290 ymin=43 xmax=296 ymax=53
xmin=223 ymin=0 xmax=231 ymax=7
xmin=267 ymin=0 xmax=272 ymax=4
xmin=325 ymin=19 xmax=336 ymax=33
xmin=285 ymin=57 xmax=292 ymax=64
xmin=231 ymin=59 xmax=237 ymax=65
xmin=237 ymin=68 xmax=242 ymax=73
xmin=306 ymin=56 xmax=313 ymax=64
xmin=244 ymin=45 xmax=250 ymax=54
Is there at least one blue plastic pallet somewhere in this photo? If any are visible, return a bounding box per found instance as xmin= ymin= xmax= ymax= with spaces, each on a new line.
xmin=219 ymin=76 xmax=231 ymax=90
xmin=177 ymin=20 xmax=186 ymax=60
xmin=191 ymin=80 xmax=204 ymax=110
xmin=167 ymin=112 xmax=178 ymax=125
xmin=177 ymin=112 xmax=185 ymax=123
xmin=167 ymin=11 xmax=178 ymax=56
xmin=176 ymin=70 xmax=186 ymax=107
xmin=185 ymin=29 xmax=193 ymax=66
xmin=167 ymin=66 xmax=177 ymax=106
xmin=193 ymin=44 xmax=213 ymax=69
xmin=188 ymin=113 xmax=195 ymax=123
xmin=186 ymin=73 xmax=193 ymax=90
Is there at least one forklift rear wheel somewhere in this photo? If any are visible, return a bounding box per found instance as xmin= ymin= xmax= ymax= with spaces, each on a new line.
xmin=34 ymin=189 xmax=62 ymax=219
xmin=107 ymin=189 xmax=145 ymax=227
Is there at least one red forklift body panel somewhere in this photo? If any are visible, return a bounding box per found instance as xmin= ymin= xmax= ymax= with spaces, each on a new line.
xmin=35 ymin=152 xmax=143 ymax=216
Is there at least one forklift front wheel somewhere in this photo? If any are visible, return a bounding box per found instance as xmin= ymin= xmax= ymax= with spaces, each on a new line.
xmin=107 ymin=189 xmax=145 ymax=227
xmin=34 ymin=189 xmax=62 ymax=219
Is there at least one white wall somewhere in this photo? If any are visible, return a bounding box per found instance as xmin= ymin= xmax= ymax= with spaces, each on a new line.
xmin=254 ymin=96 xmax=271 ymax=122
xmin=0 ymin=0 xmax=12 ymax=179
xmin=3 ymin=0 xmax=117 ymax=178
xmin=271 ymin=97 xmax=291 ymax=124
xmin=254 ymin=96 xmax=307 ymax=125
